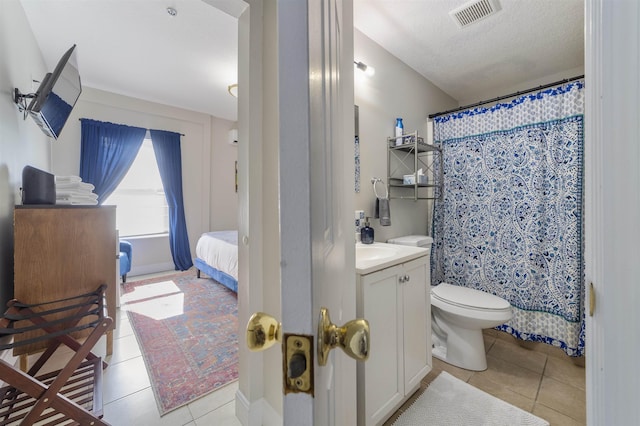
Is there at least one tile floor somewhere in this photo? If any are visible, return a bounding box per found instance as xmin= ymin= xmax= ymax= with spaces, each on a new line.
xmin=100 ymin=303 xmax=242 ymax=425
xmin=22 ymin=271 xmax=585 ymax=425
xmin=384 ymin=328 xmax=586 ymax=426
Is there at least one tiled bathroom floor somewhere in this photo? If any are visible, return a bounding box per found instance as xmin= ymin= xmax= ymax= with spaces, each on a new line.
xmin=384 ymin=328 xmax=586 ymax=426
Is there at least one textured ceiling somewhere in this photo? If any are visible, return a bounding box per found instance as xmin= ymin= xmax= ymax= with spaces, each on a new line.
xmin=20 ymin=0 xmax=584 ymax=122
xmin=354 ymin=0 xmax=584 ymax=104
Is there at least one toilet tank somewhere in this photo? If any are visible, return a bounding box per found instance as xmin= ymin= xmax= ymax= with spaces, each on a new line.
xmin=387 ymin=235 xmax=433 ymax=248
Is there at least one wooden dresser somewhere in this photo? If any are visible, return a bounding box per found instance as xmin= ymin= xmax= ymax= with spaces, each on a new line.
xmin=13 ymin=205 xmax=117 ymax=359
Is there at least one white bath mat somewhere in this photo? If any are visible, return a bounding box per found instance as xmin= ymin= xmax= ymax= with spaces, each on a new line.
xmin=392 ymin=371 xmax=549 ymax=426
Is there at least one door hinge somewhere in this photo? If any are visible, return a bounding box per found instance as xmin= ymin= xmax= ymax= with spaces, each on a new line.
xmin=589 ymin=282 xmax=596 ymax=316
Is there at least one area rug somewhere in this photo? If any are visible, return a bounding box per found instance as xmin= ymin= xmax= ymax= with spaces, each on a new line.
xmin=393 ymin=372 xmax=549 ymax=426
xmin=121 ymin=270 xmax=238 ymax=416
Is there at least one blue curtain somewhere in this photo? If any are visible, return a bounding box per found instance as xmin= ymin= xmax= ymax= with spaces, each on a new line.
xmin=79 ymin=119 xmax=146 ymax=203
xmin=149 ymin=129 xmax=193 ymax=270
xmin=431 ymin=81 xmax=585 ymax=356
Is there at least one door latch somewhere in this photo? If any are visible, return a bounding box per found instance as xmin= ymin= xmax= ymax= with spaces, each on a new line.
xmin=284 ymin=334 xmax=313 ymax=395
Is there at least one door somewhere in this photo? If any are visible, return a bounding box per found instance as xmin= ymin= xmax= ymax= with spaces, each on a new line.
xmin=585 ymin=0 xmax=640 ymax=424
xmin=237 ymin=0 xmax=357 ymax=423
xmin=277 ymin=0 xmax=356 ymax=424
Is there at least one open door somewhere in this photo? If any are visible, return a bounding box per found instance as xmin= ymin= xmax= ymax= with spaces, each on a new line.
xmin=238 ymin=0 xmax=358 ymax=425
xmin=277 ymin=1 xmax=357 ymax=424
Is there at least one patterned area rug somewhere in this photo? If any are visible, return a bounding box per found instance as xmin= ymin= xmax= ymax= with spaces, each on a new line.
xmin=121 ymin=270 xmax=238 ymax=415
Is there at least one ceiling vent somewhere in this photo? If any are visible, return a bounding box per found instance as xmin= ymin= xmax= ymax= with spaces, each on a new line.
xmin=450 ymin=0 xmax=501 ymax=28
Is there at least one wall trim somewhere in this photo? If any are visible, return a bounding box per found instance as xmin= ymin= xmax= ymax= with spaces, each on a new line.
xmin=129 ymin=262 xmax=176 ymax=278
xmin=235 ymin=390 xmax=281 ymax=426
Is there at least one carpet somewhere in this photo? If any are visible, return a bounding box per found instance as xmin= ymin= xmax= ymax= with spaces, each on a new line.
xmin=393 ymin=372 xmax=549 ymax=426
xmin=121 ymin=270 xmax=238 ymax=416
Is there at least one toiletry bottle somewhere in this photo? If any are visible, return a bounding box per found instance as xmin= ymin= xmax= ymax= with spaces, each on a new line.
xmin=361 ymin=217 xmax=374 ymax=244
xmin=395 ymin=118 xmax=404 ymax=146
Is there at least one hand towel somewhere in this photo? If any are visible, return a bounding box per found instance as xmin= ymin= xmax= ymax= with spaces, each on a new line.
xmin=376 ymin=197 xmax=391 ymax=226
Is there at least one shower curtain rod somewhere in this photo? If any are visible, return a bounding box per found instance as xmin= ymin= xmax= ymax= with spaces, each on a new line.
xmin=428 ymin=74 xmax=584 ymax=119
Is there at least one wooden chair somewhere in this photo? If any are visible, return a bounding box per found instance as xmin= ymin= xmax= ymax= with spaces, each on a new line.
xmin=0 ymin=284 xmax=113 ymax=425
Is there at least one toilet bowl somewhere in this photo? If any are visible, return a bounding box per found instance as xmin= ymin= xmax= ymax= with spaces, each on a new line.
xmin=431 ymin=283 xmax=512 ymax=371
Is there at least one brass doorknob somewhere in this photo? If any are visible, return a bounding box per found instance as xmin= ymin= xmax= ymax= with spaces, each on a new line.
xmin=317 ymin=307 xmax=370 ymax=366
xmin=246 ymin=312 xmax=282 ymax=351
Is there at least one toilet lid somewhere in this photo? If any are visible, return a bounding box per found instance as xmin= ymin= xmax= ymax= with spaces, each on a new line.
xmin=432 ymin=283 xmax=511 ymax=311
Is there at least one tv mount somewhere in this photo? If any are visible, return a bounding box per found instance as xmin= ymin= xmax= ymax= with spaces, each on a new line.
xmin=13 ymin=87 xmax=38 ymax=119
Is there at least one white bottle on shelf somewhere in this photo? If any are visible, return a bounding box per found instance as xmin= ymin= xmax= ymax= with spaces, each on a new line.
xmin=395 ymin=118 xmax=404 ymax=146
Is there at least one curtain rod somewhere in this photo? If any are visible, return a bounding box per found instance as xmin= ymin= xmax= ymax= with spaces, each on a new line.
xmin=428 ymin=74 xmax=584 ymax=119
xmin=78 ymin=119 xmax=185 ymax=136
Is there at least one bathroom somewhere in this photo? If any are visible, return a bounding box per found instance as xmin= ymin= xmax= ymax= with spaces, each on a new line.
xmin=352 ymin=13 xmax=585 ymax=426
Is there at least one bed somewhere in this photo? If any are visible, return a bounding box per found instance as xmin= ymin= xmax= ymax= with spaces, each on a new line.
xmin=194 ymin=230 xmax=238 ymax=293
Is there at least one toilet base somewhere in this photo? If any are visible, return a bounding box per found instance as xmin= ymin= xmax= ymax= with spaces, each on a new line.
xmin=431 ymin=328 xmax=488 ymax=371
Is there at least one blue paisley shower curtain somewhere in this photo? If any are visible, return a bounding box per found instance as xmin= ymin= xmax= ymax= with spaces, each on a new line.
xmin=431 ymin=81 xmax=585 ymax=356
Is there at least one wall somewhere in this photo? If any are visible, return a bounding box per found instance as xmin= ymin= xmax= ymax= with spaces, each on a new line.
xmin=51 ymin=87 xmax=238 ymax=276
xmin=0 ymin=0 xmax=52 ymax=307
xmin=354 ymin=28 xmax=585 ymax=246
xmin=458 ymin=65 xmax=585 ymax=106
xmin=354 ymin=30 xmax=457 ymax=243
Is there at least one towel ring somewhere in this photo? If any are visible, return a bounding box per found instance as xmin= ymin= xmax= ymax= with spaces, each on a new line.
xmin=371 ymin=178 xmax=388 ymax=199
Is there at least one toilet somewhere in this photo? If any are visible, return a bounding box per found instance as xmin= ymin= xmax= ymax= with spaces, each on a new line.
xmin=431 ymin=283 xmax=512 ymax=371
xmin=387 ymin=235 xmax=513 ymax=372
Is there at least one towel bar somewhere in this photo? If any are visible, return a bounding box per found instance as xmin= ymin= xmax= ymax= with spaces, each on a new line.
xmin=371 ymin=178 xmax=388 ymax=199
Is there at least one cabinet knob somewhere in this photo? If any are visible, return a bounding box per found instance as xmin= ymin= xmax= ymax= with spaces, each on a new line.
xmin=405 ymin=274 xmax=410 ymax=282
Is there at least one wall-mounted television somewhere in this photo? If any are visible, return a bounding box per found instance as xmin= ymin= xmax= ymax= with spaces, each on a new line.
xmin=14 ymin=44 xmax=82 ymax=140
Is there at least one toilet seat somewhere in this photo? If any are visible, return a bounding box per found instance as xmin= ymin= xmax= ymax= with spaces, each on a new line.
xmin=432 ymin=283 xmax=511 ymax=313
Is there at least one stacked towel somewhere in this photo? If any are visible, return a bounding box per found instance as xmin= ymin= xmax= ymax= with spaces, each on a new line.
xmin=55 ymin=176 xmax=99 ymax=205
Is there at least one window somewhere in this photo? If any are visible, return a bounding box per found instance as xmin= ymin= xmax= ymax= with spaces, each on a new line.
xmin=104 ymin=138 xmax=169 ymax=236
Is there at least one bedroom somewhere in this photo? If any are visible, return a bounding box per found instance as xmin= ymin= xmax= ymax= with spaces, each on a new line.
xmin=0 ymin=0 xmax=637 ymax=425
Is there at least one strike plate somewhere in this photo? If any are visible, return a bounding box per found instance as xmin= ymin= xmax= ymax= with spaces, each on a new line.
xmin=283 ymin=334 xmax=314 ymax=395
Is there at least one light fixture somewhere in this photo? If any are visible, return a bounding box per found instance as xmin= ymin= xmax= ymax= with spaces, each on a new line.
xmin=228 ymin=83 xmax=238 ymax=98
xmin=167 ymin=7 xmax=177 ymax=17
xmin=354 ymin=60 xmax=375 ymax=76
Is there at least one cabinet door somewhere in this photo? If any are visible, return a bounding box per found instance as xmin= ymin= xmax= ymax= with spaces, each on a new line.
xmin=402 ymin=257 xmax=430 ymax=394
xmin=357 ymin=264 xmax=403 ymax=426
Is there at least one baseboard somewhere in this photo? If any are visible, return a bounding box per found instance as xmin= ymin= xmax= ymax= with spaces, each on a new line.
xmin=235 ymin=389 xmax=250 ymax=425
xmin=235 ymin=389 xmax=282 ymax=426
xmin=129 ymin=262 xmax=176 ymax=277
xmin=261 ymin=398 xmax=281 ymax=426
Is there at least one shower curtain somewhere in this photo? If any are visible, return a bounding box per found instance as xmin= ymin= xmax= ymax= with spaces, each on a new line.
xmin=431 ymin=81 xmax=585 ymax=356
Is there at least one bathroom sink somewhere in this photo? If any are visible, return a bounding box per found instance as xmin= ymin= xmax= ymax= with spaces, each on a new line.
xmin=355 ymin=244 xmax=399 ymax=261
xmin=355 ymin=242 xmax=429 ymax=275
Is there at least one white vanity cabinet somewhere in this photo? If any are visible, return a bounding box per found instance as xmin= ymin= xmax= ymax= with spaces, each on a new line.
xmin=356 ymin=254 xmax=431 ymax=426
